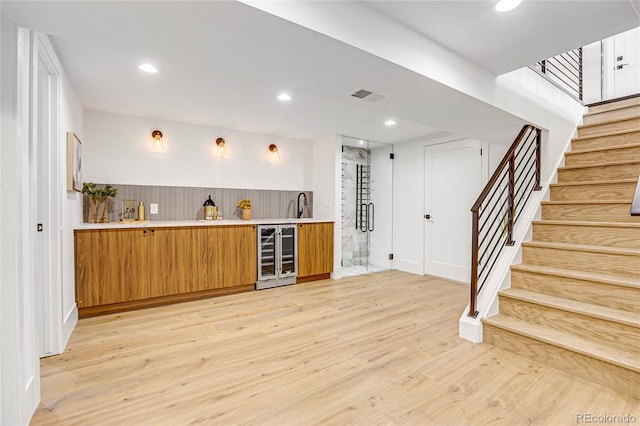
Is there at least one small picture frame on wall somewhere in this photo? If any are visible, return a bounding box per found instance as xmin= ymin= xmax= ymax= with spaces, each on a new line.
xmin=67 ymin=132 xmax=82 ymax=192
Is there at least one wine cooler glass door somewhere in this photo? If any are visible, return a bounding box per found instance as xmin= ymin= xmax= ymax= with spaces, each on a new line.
xmin=279 ymin=225 xmax=298 ymax=278
xmin=258 ymin=226 xmax=277 ymax=280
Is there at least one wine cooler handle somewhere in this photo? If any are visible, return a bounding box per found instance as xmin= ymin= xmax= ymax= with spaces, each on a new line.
xmin=369 ymin=203 xmax=374 ymax=232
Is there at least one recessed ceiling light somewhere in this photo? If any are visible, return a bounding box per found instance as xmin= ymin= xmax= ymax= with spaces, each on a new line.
xmin=277 ymin=93 xmax=292 ymax=101
xmin=495 ymin=0 xmax=521 ymax=12
xmin=384 ymin=120 xmax=397 ymax=126
xmin=138 ymin=63 xmax=158 ymax=73
xmin=359 ymin=140 xmax=365 ymax=145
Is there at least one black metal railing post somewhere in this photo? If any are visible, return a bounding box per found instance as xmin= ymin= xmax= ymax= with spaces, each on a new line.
xmin=507 ymin=156 xmax=515 ymax=246
xmin=534 ymin=129 xmax=542 ymax=191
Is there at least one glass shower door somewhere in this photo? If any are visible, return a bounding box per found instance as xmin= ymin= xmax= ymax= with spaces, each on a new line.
xmin=341 ymin=137 xmax=393 ymax=276
xmin=366 ymin=140 xmax=393 ymax=273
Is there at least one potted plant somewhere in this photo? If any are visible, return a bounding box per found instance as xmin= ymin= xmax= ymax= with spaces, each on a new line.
xmin=236 ymin=198 xmax=252 ymax=220
xmin=82 ymin=182 xmax=118 ymax=223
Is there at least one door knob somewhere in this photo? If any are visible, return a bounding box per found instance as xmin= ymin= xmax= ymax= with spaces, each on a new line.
xmin=424 ymin=214 xmax=431 ymax=219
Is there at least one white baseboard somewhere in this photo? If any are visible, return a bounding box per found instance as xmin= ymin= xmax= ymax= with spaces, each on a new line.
xmin=61 ymin=303 xmax=78 ymax=351
xmin=392 ymin=259 xmax=422 ymax=275
xmin=428 ymin=261 xmax=469 ymax=284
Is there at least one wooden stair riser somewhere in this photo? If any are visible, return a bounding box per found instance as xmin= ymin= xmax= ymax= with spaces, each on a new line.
xmin=564 ymin=145 xmax=640 ymax=167
xmin=583 ymin=105 xmax=640 ymax=125
xmin=541 ymin=203 xmax=640 ymax=223
xmin=522 ymin=245 xmax=639 ymax=278
xmin=577 ymin=116 xmax=640 ymax=138
xmin=498 ymin=296 xmax=638 ymax=352
xmin=588 ymin=97 xmax=640 ymax=114
xmin=571 ymin=131 xmax=640 ymax=152
xmin=510 ymin=268 xmax=639 ymax=312
xmin=550 ymin=181 xmax=637 ymax=201
xmin=483 ymin=323 xmax=640 ymax=399
xmin=532 ymin=222 xmax=640 ymax=248
xmin=557 ymin=162 xmax=640 ymax=183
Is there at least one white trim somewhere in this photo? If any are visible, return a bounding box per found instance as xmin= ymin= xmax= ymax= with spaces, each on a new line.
xmin=62 ymin=304 xmax=78 ymax=347
xmin=427 ymin=261 xmax=469 ymax=284
xmin=31 ymin=32 xmax=71 ymax=356
xmin=391 ymin=259 xmax=423 ymax=275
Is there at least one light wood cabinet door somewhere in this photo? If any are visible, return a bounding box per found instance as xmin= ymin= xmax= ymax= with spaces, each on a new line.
xmin=149 ymin=227 xmax=208 ymax=297
xmin=75 ymin=229 xmax=149 ymax=307
xmin=298 ymin=222 xmax=334 ymax=277
xmin=208 ymin=226 xmax=257 ymax=288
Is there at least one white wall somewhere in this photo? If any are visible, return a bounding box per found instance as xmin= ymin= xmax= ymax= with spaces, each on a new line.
xmin=311 ymin=133 xmax=341 ymax=275
xmin=311 ymin=133 xmax=339 ymax=220
xmin=83 ymin=110 xmax=313 ymax=191
xmin=1 ymin=13 xmax=84 ymax=421
xmin=392 ymin=133 xmax=513 ymax=278
xmin=243 ymin=1 xmax=584 ymax=183
xmin=60 ymin=71 xmax=83 ymax=345
xmin=583 ymin=41 xmax=602 ymax=104
xmin=1 ymin=4 xmax=5 ymax=421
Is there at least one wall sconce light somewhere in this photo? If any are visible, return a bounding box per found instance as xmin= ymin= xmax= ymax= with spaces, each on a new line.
xmin=268 ymin=144 xmax=279 ymax=162
xmin=151 ymin=130 xmax=165 ymax=153
xmin=215 ymin=137 xmax=226 ymax=157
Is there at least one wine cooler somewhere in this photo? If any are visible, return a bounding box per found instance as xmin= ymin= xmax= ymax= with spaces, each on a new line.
xmin=256 ymin=224 xmax=298 ymax=290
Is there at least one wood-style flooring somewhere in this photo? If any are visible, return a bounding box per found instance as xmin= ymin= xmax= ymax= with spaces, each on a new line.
xmin=32 ymin=271 xmax=639 ymax=425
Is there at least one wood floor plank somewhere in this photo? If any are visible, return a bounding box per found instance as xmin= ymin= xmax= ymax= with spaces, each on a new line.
xmin=32 ymin=271 xmax=640 ymax=425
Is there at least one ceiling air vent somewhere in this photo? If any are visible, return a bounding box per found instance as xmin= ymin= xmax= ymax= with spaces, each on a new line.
xmin=351 ymin=89 xmax=386 ymax=102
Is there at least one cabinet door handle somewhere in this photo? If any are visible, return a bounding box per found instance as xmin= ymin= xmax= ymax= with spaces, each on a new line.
xmin=143 ymin=230 xmax=147 ymax=234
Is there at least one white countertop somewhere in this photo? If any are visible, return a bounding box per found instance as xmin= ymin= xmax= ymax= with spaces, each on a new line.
xmin=75 ymin=218 xmax=333 ymax=230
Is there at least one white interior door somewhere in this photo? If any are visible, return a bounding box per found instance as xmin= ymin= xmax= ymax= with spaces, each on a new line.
xmin=32 ymin=36 xmax=62 ymax=358
xmin=424 ymin=139 xmax=482 ymax=283
xmin=604 ymin=27 xmax=640 ymax=99
xmin=614 ymin=27 xmax=640 ymax=98
xmin=34 ymin=57 xmax=54 ymax=357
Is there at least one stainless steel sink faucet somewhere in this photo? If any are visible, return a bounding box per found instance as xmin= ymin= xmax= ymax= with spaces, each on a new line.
xmin=297 ymin=192 xmax=308 ymax=218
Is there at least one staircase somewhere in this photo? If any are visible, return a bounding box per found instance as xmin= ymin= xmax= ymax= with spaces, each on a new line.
xmin=483 ymin=97 xmax=640 ymax=399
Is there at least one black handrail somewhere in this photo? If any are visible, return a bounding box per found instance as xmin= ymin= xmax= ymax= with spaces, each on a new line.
xmin=536 ymin=47 xmax=583 ymax=101
xmin=468 ymin=125 xmax=542 ymax=318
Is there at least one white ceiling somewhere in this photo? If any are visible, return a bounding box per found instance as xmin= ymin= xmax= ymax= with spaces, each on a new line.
xmin=4 ymin=1 xmax=639 ymax=144
xmin=367 ymin=1 xmax=640 ymax=74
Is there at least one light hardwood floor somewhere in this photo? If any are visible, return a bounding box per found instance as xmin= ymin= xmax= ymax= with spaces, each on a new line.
xmin=33 ymin=271 xmax=639 ymax=425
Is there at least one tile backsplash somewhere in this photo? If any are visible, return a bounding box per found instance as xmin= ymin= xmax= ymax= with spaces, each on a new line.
xmin=85 ymin=184 xmax=313 ymax=222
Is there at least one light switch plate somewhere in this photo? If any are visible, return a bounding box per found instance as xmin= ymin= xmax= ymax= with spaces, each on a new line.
xmin=150 ymin=203 xmax=158 ymax=214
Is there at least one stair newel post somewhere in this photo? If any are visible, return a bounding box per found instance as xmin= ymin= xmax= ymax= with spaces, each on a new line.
xmin=507 ymin=155 xmax=516 ymax=246
xmin=469 ymin=209 xmax=480 ymax=318
xmin=534 ymin=128 xmax=542 ymax=191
